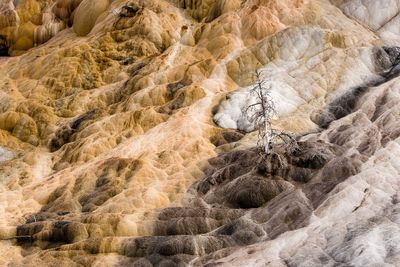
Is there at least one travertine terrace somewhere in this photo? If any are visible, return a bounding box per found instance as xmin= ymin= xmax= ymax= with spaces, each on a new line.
xmin=0 ymin=0 xmax=399 ymax=266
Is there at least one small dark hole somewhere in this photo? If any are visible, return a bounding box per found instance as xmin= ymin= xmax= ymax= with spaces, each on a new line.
xmin=0 ymin=36 xmax=9 ymax=57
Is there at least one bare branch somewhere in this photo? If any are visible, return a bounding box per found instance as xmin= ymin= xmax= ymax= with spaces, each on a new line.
xmin=243 ymin=69 xmax=298 ymax=159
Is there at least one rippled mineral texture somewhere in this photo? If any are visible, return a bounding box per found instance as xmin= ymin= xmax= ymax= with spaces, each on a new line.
xmin=0 ymin=0 xmax=400 ymax=266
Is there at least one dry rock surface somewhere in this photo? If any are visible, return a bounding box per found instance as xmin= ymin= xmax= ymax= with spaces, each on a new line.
xmin=0 ymin=0 xmax=399 ymax=266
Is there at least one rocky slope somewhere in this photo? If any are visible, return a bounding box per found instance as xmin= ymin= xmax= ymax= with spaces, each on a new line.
xmin=0 ymin=0 xmax=399 ymax=266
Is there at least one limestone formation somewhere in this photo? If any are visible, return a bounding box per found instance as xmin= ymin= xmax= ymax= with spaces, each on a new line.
xmin=0 ymin=0 xmax=400 ymax=266
xmin=73 ymin=0 xmax=110 ymax=36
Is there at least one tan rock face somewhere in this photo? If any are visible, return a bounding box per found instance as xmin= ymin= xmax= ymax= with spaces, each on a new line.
xmin=0 ymin=0 xmax=75 ymax=55
xmin=0 ymin=0 xmax=400 ymax=266
xmin=73 ymin=0 xmax=110 ymax=36
xmin=0 ymin=0 xmax=105 ymax=55
xmin=177 ymin=0 xmax=242 ymax=21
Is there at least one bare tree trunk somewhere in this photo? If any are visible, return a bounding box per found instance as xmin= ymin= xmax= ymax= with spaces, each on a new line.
xmin=264 ymin=122 xmax=270 ymax=155
xmin=244 ymin=69 xmax=296 ymax=159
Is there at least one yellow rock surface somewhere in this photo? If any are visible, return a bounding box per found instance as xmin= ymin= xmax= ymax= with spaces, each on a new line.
xmin=73 ymin=0 xmax=110 ymax=36
xmin=0 ymin=0 xmax=399 ymax=265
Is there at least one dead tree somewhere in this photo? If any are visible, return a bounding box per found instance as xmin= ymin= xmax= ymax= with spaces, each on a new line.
xmin=243 ymin=70 xmax=297 ymax=168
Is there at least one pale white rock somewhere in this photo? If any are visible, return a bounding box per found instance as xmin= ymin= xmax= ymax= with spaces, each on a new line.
xmin=333 ymin=0 xmax=400 ymax=44
xmin=214 ymin=27 xmax=382 ymax=132
xmin=0 ymin=147 xmax=13 ymax=162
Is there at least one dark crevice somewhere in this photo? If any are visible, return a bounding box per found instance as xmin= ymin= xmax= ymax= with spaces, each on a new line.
xmin=0 ymin=35 xmax=9 ymax=56
xmin=49 ymin=110 xmax=98 ymax=152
